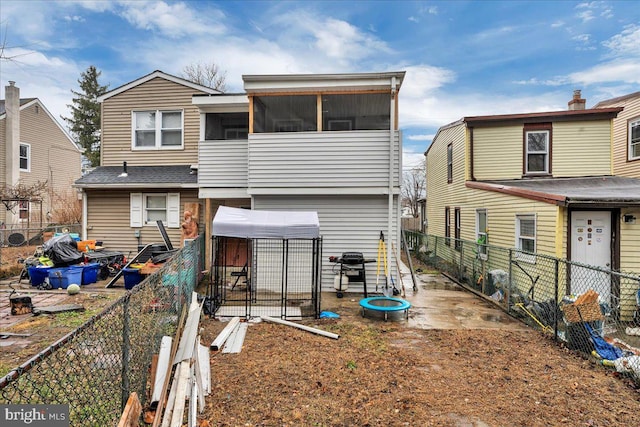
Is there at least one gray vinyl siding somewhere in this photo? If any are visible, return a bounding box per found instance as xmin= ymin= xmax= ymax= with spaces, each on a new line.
xmin=254 ymin=195 xmax=400 ymax=292
xmin=247 ymin=130 xmax=400 ymax=191
xmin=198 ymin=138 xmax=248 ymax=188
xmin=85 ymin=189 xmax=201 ymax=254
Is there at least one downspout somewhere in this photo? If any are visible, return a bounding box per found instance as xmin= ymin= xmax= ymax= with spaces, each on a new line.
xmin=387 ymin=76 xmax=397 ymax=286
xmin=82 ymin=191 xmax=88 ymax=240
xmin=469 ymin=126 xmax=475 ymax=181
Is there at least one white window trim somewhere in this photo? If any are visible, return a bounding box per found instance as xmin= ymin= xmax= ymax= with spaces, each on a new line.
xmin=515 ymin=213 xmax=536 ymax=263
xmin=476 ymin=209 xmax=488 ymax=260
xmin=131 ymin=110 xmax=184 ymax=150
xmin=628 ymin=118 xmax=640 ymax=161
xmin=130 ymin=192 xmax=180 ymax=228
xmin=19 ymin=142 xmax=31 ymax=172
xmin=525 ymin=130 xmax=549 ymax=174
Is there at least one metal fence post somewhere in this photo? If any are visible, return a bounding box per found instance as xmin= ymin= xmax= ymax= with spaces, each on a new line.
xmin=121 ymin=295 xmax=130 ymax=411
xmin=554 ymin=258 xmax=559 ymax=341
xmin=507 ymin=249 xmax=513 ymax=313
xmin=459 ymin=241 xmax=464 ymax=281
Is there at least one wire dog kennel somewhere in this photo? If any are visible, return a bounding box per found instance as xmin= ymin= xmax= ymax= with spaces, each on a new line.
xmin=209 ymin=207 xmax=323 ymax=319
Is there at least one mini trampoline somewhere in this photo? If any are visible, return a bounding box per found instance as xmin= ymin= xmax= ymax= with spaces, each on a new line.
xmin=359 ymin=296 xmax=411 ymax=321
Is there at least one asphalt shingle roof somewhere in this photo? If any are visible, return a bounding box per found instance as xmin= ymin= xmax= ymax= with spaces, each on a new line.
xmin=474 ymin=176 xmax=640 ymax=206
xmin=75 ymin=165 xmax=197 ymax=187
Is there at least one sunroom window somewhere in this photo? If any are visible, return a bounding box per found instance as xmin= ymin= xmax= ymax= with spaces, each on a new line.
xmin=253 ymin=95 xmax=317 ymax=133
xmin=205 ymin=112 xmax=249 ymax=140
xmin=322 ymin=93 xmax=390 ymax=131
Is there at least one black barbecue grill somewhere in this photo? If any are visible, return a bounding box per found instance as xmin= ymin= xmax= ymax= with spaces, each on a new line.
xmin=332 ymin=252 xmax=375 ymax=298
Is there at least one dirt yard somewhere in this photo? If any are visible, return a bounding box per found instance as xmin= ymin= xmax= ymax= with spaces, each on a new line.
xmin=199 ymin=311 xmax=640 ymax=426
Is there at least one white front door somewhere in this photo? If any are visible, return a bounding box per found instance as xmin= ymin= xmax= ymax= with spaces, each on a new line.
xmin=570 ymin=211 xmax=612 ymax=303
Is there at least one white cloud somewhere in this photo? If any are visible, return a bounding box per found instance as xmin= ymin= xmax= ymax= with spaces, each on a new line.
xmin=576 ymin=10 xmax=595 ymax=23
xmin=64 ymin=15 xmax=85 ymax=22
xmin=408 ymin=16 xmax=418 ymax=23
xmin=428 ymin=6 xmax=438 ymax=15
xmin=551 ymin=21 xmax=565 ymax=28
xmin=603 ymin=24 xmax=640 ymax=58
xmin=568 ymin=60 xmax=640 ymax=85
xmin=116 ymin=1 xmax=226 ymax=37
xmin=407 ymin=134 xmax=435 ymax=141
xmin=403 ymin=148 xmax=426 ymax=170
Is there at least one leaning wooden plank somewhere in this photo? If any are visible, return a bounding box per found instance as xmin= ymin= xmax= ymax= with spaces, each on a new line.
xmin=153 ymin=304 xmax=188 ymax=427
xmin=198 ymin=343 xmax=211 ymax=395
xmin=222 ymin=323 xmax=248 ymax=354
xmin=210 ymin=317 xmax=240 ymax=350
xmin=33 ymin=304 xmax=84 ymax=314
xmin=189 ymin=380 xmax=198 ymax=427
xmin=193 ymin=341 xmax=206 ymax=413
xmin=262 ymin=317 xmax=339 ymax=340
xmin=169 ymin=360 xmax=191 ymax=427
xmin=151 ymin=336 xmax=173 ymax=409
xmin=173 ymin=294 xmax=204 ymax=364
xmin=159 ymin=365 xmax=181 ymax=427
xmin=117 ymin=392 xmax=142 ymax=427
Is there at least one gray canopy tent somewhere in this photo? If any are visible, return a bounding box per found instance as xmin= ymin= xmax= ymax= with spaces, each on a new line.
xmin=209 ymin=206 xmax=323 ymax=319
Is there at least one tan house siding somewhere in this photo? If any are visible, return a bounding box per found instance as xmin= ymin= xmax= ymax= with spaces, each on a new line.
xmin=86 ymin=189 xmax=201 ymax=254
xmin=101 ymin=77 xmax=207 ymax=166
xmin=599 ymin=95 xmax=640 ymax=178
xmin=473 ymin=125 xmax=523 ymax=180
xmin=552 ymin=121 xmax=611 ymax=176
xmin=426 ymin=123 xmax=466 ymax=238
xmin=619 ymin=210 xmax=640 ymax=318
xmin=19 ymin=103 xmax=82 ymax=218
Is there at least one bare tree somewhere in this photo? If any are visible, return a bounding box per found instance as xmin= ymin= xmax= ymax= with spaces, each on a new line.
xmin=181 ymin=61 xmax=227 ymax=92
xmin=401 ymin=159 xmax=426 ymax=218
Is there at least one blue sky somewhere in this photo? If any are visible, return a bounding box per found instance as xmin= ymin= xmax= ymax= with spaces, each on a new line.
xmin=1 ymin=0 xmax=639 ymax=168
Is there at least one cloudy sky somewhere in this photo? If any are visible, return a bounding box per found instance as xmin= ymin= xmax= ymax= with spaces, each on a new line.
xmin=1 ymin=0 xmax=639 ymax=168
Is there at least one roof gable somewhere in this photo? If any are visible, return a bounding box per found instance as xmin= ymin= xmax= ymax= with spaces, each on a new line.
xmin=593 ymin=91 xmax=640 ymax=108
xmin=97 ymin=70 xmax=220 ymax=102
xmin=0 ymin=98 xmax=80 ymax=153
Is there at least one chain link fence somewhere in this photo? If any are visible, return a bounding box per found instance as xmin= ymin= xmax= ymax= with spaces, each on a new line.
xmin=404 ymin=230 xmax=640 ymax=384
xmin=0 ymin=235 xmax=205 ymax=426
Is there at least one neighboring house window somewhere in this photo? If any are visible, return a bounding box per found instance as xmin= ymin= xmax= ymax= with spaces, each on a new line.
xmin=629 ymin=118 xmax=640 ymax=160
xmin=19 ymin=143 xmax=30 ymax=172
xmin=19 ymin=201 xmax=29 ymax=220
xmin=476 ymin=209 xmax=488 ymax=259
xmin=445 ymin=207 xmax=451 ymax=246
xmin=524 ymin=123 xmax=551 ymax=175
xmin=516 ymin=214 xmax=536 ymax=262
xmin=447 ymin=143 xmax=453 ymax=183
xmin=132 ymin=110 xmax=183 ymax=149
xmin=130 ymin=193 xmax=180 ymax=228
xmin=454 ymin=208 xmax=461 ymax=251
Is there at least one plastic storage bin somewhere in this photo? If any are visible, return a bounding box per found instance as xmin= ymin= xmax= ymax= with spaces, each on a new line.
xmin=48 ymin=267 xmax=83 ymax=290
xmin=28 ymin=266 xmax=52 ymax=286
xmin=123 ymin=268 xmax=143 ymax=290
xmin=81 ymin=263 xmax=100 ymax=285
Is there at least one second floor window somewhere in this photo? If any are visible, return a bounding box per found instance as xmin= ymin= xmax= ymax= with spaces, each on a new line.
xmin=133 ymin=110 xmax=183 ymax=149
xmin=447 ymin=143 xmax=453 ymax=183
xmin=629 ymin=118 xmax=640 ymax=160
xmin=205 ymin=112 xmax=249 ymax=140
xmin=524 ymin=124 xmax=551 ymax=175
xmin=19 ymin=143 xmax=30 ymax=172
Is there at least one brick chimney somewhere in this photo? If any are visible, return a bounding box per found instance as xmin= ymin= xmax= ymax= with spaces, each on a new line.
xmin=568 ymin=89 xmax=586 ymax=110
xmin=5 ymin=81 xmax=21 ymax=189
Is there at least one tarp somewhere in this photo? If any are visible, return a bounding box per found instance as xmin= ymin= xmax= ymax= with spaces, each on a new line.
xmin=212 ymin=206 xmax=320 ymax=239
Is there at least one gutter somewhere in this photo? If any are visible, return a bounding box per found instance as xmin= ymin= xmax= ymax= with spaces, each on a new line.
xmin=465 ymin=181 xmax=566 ymax=205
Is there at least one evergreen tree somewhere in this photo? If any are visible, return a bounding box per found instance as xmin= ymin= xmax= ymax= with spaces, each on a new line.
xmin=63 ymin=66 xmax=108 ymax=167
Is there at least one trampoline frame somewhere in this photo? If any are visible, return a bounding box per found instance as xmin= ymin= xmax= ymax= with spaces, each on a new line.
xmin=359 ymin=296 xmax=411 ymax=321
